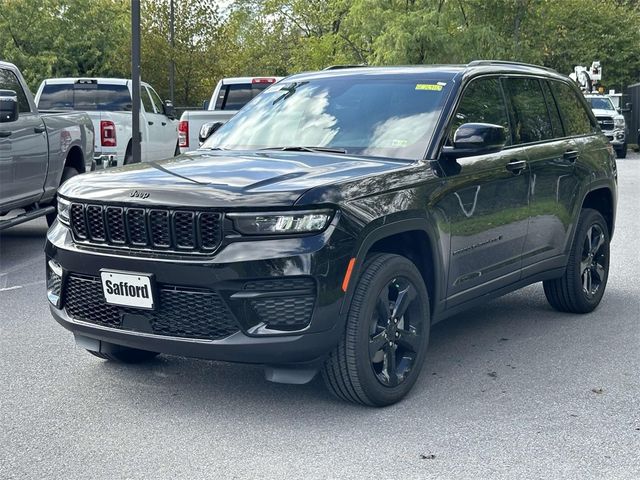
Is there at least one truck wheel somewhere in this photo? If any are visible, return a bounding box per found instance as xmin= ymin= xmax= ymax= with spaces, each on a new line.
xmin=543 ymin=208 xmax=610 ymax=313
xmin=46 ymin=167 xmax=79 ymax=226
xmin=174 ymin=142 xmax=180 ymax=156
xmin=87 ymin=344 xmax=159 ymax=363
xmin=616 ymin=143 xmax=627 ymax=159
xmin=322 ymin=253 xmax=430 ymax=406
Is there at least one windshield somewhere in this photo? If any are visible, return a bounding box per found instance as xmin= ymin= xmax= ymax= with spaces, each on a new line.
xmin=586 ymin=96 xmax=615 ymax=111
xmin=202 ymin=75 xmax=453 ymax=160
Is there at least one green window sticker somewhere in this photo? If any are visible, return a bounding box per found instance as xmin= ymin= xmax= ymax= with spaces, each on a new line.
xmin=415 ymin=84 xmax=443 ymax=91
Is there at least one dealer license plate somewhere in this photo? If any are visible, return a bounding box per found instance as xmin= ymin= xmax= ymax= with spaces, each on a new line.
xmin=100 ymin=270 xmax=154 ymax=309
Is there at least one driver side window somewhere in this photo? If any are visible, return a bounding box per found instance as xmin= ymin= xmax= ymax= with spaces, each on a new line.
xmin=450 ymin=77 xmax=511 ymax=145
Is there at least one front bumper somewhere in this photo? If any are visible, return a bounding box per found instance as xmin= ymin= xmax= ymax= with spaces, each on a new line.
xmin=603 ymin=128 xmax=626 ymax=146
xmin=45 ymin=219 xmax=355 ymax=366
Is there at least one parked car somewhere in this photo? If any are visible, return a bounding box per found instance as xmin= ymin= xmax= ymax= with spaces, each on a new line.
xmin=46 ymin=62 xmax=617 ymax=406
xmin=35 ymin=77 xmax=178 ymax=167
xmin=0 ymin=61 xmax=94 ymax=230
xmin=178 ymin=76 xmax=281 ymax=152
xmin=584 ymin=93 xmax=627 ymax=158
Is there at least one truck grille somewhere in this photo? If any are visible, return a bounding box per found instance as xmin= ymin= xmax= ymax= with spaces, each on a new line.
xmin=70 ymin=203 xmax=222 ymax=254
xmin=596 ymin=116 xmax=614 ymax=131
xmin=64 ymin=274 xmax=239 ymax=340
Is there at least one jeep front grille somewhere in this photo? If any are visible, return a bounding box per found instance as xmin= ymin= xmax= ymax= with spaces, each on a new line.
xmin=69 ymin=203 xmax=222 ymax=254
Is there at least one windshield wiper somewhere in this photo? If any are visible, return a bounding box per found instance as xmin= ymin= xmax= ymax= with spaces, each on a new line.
xmin=260 ymin=146 xmax=347 ymax=154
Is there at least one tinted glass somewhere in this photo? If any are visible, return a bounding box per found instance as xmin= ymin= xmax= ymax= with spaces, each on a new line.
xmin=38 ymin=83 xmax=132 ymax=111
xmin=203 ymin=76 xmax=454 ymax=160
xmin=541 ymin=81 xmax=564 ymax=138
xmin=504 ymin=78 xmax=553 ymax=144
xmin=148 ymin=87 xmax=164 ymax=113
xmin=141 ymin=88 xmax=154 ymax=113
xmin=215 ymin=82 xmax=274 ymax=110
xmin=0 ymin=68 xmax=30 ymax=112
xmin=451 ymin=77 xmax=510 ymax=145
xmin=550 ymin=81 xmax=596 ymax=136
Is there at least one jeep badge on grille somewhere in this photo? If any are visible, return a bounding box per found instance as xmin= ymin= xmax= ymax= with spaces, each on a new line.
xmin=130 ymin=190 xmax=150 ymax=199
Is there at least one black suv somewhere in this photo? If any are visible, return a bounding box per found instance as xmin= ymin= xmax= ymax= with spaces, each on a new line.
xmin=46 ymin=61 xmax=617 ymax=406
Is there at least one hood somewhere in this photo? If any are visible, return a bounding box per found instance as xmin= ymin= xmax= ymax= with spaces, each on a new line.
xmin=60 ymin=150 xmax=411 ymax=208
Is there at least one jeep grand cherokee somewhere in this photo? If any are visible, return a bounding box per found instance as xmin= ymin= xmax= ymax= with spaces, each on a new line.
xmin=46 ymin=61 xmax=617 ymax=406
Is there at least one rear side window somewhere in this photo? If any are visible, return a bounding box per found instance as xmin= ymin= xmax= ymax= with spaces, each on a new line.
xmin=450 ymin=77 xmax=511 ymax=145
xmin=0 ymin=68 xmax=30 ymax=113
xmin=540 ymin=80 xmax=564 ymax=138
xmin=550 ymin=81 xmax=596 ymax=136
xmin=503 ymin=77 xmax=553 ymax=144
xmin=38 ymin=83 xmax=132 ymax=111
xmin=214 ymin=82 xmax=272 ymax=110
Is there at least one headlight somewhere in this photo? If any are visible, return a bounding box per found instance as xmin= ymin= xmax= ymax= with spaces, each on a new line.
xmin=228 ymin=210 xmax=333 ymax=235
xmin=614 ymin=117 xmax=625 ymax=129
xmin=57 ymin=197 xmax=71 ymax=225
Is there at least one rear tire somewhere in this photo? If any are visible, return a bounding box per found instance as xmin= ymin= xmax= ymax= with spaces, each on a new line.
xmin=87 ymin=343 xmax=159 ymax=363
xmin=322 ymin=253 xmax=430 ymax=406
xmin=543 ymin=208 xmax=610 ymax=313
xmin=46 ymin=166 xmax=79 ymax=227
xmin=174 ymin=142 xmax=180 ymax=156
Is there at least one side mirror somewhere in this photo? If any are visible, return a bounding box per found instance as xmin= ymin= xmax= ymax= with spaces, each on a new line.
xmin=441 ymin=123 xmax=507 ymax=159
xmin=198 ymin=121 xmax=223 ymax=145
xmin=0 ymin=90 xmax=19 ymax=123
xmin=162 ymin=100 xmax=175 ymax=119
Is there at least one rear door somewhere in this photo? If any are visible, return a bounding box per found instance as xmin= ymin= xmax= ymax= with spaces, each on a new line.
xmin=0 ymin=67 xmax=48 ymax=207
xmin=502 ymin=76 xmax=581 ymax=274
xmin=436 ymin=76 xmax=531 ymax=307
xmin=140 ymin=86 xmax=159 ymax=161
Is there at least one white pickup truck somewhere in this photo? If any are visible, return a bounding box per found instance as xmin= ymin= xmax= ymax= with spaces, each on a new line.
xmin=584 ymin=93 xmax=628 ymax=158
xmin=35 ymin=78 xmax=179 ymax=167
xmin=178 ymin=76 xmax=281 ymax=153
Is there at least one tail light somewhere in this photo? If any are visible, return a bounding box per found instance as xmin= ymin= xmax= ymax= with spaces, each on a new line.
xmin=100 ymin=120 xmax=116 ymax=147
xmin=178 ymin=120 xmax=188 ymax=148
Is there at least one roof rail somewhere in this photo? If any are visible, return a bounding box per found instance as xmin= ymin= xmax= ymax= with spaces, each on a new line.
xmin=323 ymin=64 xmax=368 ymax=70
xmin=467 ymin=60 xmax=557 ymax=73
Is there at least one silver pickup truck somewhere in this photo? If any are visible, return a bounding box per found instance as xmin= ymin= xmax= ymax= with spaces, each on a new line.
xmin=0 ymin=61 xmax=94 ymax=230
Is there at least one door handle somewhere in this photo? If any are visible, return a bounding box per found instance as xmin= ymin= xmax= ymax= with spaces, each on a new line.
xmin=161 ymin=122 xmax=166 ymax=126
xmin=506 ymin=159 xmax=527 ymax=174
xmin=563 ymin=150 xmax=579 ymax=163
xmin=148 ymin=121 xmax=154 ymax=125
xmin=34 ymin=125 xmax=46 ymax=134
xmin=0 ymin=130 xmax=11 ymax=138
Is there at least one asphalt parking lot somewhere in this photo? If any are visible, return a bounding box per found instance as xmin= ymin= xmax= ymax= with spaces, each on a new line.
xmin=1 ymin=153 xmax=639 ymax=480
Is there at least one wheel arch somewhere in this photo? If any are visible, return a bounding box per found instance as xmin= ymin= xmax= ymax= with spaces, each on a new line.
xmin=581 ymin=186 xmax=615 ymax=238
xmin=64 ymin=145 xmax=85 ymax=174
xmin=342 ymin=219 xmax=446 ymax=319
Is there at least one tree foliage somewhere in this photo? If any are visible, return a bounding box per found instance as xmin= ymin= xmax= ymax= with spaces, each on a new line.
xmin=1 ymin=0 xmax=639 ymax=105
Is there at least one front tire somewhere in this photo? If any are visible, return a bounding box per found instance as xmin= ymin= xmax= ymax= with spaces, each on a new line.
xmin=87 ymin=343 xmax=159 ymax=363
xmin=543 ymin=208 xmax=610 ymax=313
xmin=616 ymin=143 xmax=627 ymax=159
xmin=322 ymin=254 xmax=430 ymax=406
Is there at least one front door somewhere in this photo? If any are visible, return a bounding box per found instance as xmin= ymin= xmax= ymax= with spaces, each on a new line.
xmin=436 ymin=76 xmax=530 ymax=307
xmin=0 ymin=67 xmax=47 ymax=208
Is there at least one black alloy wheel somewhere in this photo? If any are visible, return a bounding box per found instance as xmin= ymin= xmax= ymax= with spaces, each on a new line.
xmin=544 ymin=208 xmax=610 ymax=313
xmin=368 ymin=276 xmax=422 ymax=387
xmin=580 ymin=223 xmax=607 ymax=299
xmin=322 ymin=253 xmax=430 ymax=406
